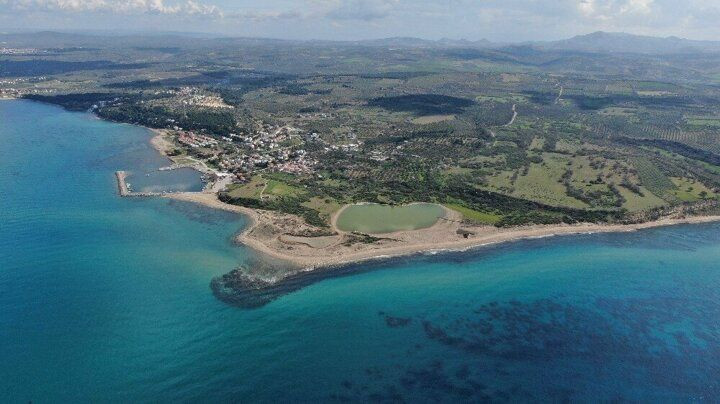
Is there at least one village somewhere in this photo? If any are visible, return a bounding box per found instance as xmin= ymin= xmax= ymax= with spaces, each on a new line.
xmin=0 ymin=77 xmax=54 ymax=98
xmin=0 ymin=47 xmax=44 ymax=55
xmin=168 ymin=121 xmax=318 ymax=185
xmin=0 ymin=87 xmax=21 ymax=98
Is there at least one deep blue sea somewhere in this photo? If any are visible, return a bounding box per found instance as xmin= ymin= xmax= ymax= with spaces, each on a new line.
xmin=2 ymin=99 xmax=720 ymax=402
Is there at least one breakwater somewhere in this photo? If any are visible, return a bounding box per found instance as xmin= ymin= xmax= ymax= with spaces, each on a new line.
xmin=115 ymin=171 xmax=129 ymax=196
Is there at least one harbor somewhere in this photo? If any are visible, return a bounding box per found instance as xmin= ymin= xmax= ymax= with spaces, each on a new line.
xmin=115 ymin=171 xmax=165 ymax=197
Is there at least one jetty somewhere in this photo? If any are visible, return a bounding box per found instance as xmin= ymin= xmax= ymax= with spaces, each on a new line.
xmin=115 ymin=171 xmax=130 ymax=196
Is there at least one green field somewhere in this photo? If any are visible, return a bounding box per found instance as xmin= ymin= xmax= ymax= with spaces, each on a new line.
xmin=512 ymin=159 xmax=588 ymax=209
xmin=670 ymin=177 xmax=717 ymax=202
xmin=444 ymin=203 xmax=502 ymax=225
xmin=632 ymin=158 xmax=678 ymax=201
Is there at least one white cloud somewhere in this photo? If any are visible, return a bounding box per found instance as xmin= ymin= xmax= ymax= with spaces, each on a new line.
xmin=576 ymin=0 xmax=654 ymax=21
xmin=224 ymin=9 xmax=307 ymax=21
xmin=622 ymin=0 xmax=654 ymax=14
xmin=2 ymin=0 xmax=222 ymax=16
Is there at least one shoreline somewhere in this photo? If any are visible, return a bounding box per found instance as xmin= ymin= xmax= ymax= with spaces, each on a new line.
xmin=137 ymin=123 xmax=720 ymax=281
xmin=163 ymin=191 xmax=720 ymax=272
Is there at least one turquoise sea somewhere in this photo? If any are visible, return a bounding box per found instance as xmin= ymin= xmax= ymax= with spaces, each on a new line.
xmin=2 ymin=99 xmax=720 ymax=402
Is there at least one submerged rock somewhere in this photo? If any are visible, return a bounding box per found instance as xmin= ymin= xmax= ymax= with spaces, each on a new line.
xmin=210 ymin=267 xmax=279 ymax=308
xmin=211 ymin=258 xmax=397 ymax=309
xmin=379 ymin=311 xmax=412 ymax=327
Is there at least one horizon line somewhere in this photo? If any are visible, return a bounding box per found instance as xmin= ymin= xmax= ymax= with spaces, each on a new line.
xmin=3 ymin=29 xmax=719 ymax=45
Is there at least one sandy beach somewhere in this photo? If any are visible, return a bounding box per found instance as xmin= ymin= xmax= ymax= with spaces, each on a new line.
xmin=149 ymin=129 xmax=175 ymax=154
xmin=164 ymin=191 xmax=720 ymax=271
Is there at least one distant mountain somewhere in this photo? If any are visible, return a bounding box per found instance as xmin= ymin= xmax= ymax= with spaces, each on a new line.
xmin=354 ymin=37 xmax=496 ymax=48
xmin=354 ymin=32 xmax=720 ymax=54
xmin=542 ymin=31 xmax=720 ymax=54
xmin=0 ymin=31 xmax=97 ymax=47
xmin=336 ymin=32 xmax=720 ymax=54
xmin=0 ymin=31 xmax=496 ymax=50
xmin=3 ymin=30 xmax=720 ymax=55
xmin=0 ymin=31 xmax=225 ymax=49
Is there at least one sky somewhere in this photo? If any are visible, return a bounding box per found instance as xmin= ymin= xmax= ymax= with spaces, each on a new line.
xmin=1 ymin=0 xmax=720 ymax=42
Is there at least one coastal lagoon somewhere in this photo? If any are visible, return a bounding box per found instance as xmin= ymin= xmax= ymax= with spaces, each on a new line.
xmin=335 ymin=202 xmax=446 ymax=234
xmin=3 ymin=99 xmax=720 ymax=401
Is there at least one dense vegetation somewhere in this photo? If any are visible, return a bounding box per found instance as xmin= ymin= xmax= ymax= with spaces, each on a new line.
xmin=99 ymin=105 xmax=237 ymax=135
xmin=368 ymin=94 xmax=475 ymax=115
xmin=24 ymin=92 xmax=129 ymax=111
xmin=0 ymin=60 xmax=149 ymax=77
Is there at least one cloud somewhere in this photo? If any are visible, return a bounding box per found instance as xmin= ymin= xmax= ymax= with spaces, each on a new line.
xmin=224 ymin=9 xmax=306 ymax=22
xmin=0 ymin=0 xmax=315 ymax=21
xmin=222 ymin=0 xmax=402 ymax=23
xmin=2 ymin=0 xmax=222 ymax=17
xmin=577 ymin=0 xmax=654 ymax=21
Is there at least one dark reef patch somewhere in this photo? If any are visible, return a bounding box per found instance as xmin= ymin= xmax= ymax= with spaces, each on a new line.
xmin=379 ymin=311 xmax=412 ymax=328
xmin=419 ymin=296 xmax=720 ymax=373
xmin=211 ymin=257 xmax=414 ymax=309
xmin=211 ymin=269 xmax=277 ymax=309
xmin=356 ymin=292 xmax=720 ymax=401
